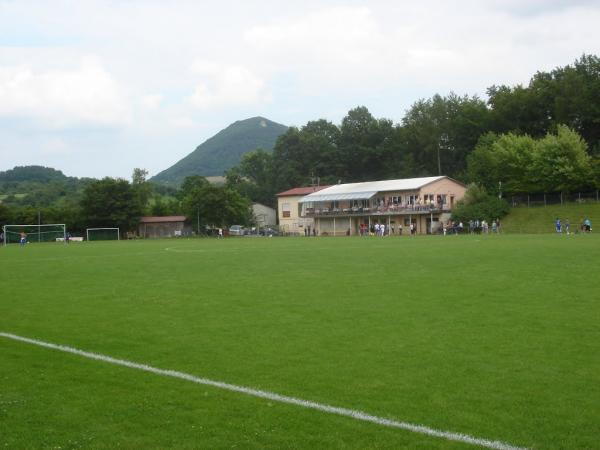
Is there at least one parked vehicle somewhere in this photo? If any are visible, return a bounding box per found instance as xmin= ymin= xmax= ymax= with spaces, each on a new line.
xmin=260 ymin=227 xmax=279 ymax=237
xmin=228 ymin=225 xmax=244 ymax=236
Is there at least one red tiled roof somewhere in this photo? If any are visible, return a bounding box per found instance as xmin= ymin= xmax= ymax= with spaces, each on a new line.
xmin=139 ymin=216 xmax=187 ymax=223
xmin=277 ymin=185 xmax=332 ymax=197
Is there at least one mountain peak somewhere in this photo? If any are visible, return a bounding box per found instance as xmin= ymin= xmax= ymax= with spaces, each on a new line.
xmin=150 ymin=117 xmax=288 ymax=185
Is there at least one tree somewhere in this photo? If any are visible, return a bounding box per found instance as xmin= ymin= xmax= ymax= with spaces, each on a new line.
xmin=131 ymin=168 xmax=152 ymax=212
xmin=532 ymin=125 xmax=593 ymax=193
xmin=182 ymin=183 xmax=251 ymax=229
xmin=80 ymin=178 xmax=143 ymax=231
xmin=338 ymin=107 xmax=386 ymax=181
xmin=401 ymin=93 xmax=490 ymax=179
xmin=270 ymin=127 xmax=313 ymax=190
xmin=468 ymin=127 xmax=593 ymax=195
xmin=452 ymin=184 xmax=510 ymax=223
xmin=178 ymin=175 xmax=210 ymax=200
xmin=487 ymin=54 xmax=600 ymax=154
xmin=487 ymin=84 xmax=550 ymax=138
xmin=467 ymin=132 xmax=538 ymax=195
xmin=226 ymin=149 xmax=276 ymax=207
xmin=0 ymin=203 xmax=13 ymax=227
xmin=150 ymin=197 xmax=181 ymax=216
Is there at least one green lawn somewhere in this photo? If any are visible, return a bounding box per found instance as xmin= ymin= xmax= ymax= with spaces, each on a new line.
xmin=1 ymin=235 xmax=599 ymax=449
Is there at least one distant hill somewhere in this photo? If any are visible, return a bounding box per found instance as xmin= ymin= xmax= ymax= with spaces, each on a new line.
xmin=151 ymin=117 xmax=288 ymax=185
xmin=0 ymin=165 xmax=69 ymax=184
xmin=0 ymin=165 xmax=91 ymax=207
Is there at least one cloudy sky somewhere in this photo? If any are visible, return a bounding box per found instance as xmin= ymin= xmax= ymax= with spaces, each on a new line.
xmin=1 ymin=0 xmax=599 ymax=179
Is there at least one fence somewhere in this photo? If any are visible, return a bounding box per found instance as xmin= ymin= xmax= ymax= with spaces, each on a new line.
xmin=510 ymin=191 xmax=599 ymax=207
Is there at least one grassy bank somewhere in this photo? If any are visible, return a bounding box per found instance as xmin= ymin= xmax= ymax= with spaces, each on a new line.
xmin=501 ymin=201 xmax=599 ymax=233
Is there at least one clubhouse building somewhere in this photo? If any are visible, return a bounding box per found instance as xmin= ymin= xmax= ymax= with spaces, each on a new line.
xmin=277 ymin=185 xmax=332 ymax=235
xmin=293 ymin=176 xmax=466 ymax=236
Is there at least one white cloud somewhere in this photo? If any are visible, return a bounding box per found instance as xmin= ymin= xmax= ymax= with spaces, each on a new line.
xmin=169 ymin=116 xmax=195 ymax=128
xmin=140 ymin=94 xmax=163 ymax=111
xmin=40 ymin=137 xmax=71 ymax=156
xmin=0 ymin=57 xmax=130 ymax=128
xmin=245 ymin=7 xmax=386 ymax=80
xmin=187 ymin=60 xmax=269 ymax=110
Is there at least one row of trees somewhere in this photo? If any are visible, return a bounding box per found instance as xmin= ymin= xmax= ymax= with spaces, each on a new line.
xmin=227 ymin=55 xmax=600 ymax=208
xmin=0 ymin=169 xmax=253 ymax=235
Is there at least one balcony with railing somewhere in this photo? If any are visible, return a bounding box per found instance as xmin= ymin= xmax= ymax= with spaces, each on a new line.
xmin=303 ymin=203 xmax=448 ymax=217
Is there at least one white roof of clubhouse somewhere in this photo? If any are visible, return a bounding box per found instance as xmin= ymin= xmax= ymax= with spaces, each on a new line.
xmin=299 ymin=176 xmax=446 ymax=203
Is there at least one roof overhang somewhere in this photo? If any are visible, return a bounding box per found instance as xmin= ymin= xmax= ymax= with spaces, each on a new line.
xmin=300 ymin=191 xmax=377 ymax=203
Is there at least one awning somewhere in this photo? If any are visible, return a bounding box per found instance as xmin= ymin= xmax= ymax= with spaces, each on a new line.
xmin=299 ymin=191 xmax=377 ymax=203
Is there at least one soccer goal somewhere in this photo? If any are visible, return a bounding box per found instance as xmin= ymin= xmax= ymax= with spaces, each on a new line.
xmin=3 ymin=224 xmax=66 ymax=245
xmin=86 ymin=227 xmax=120 ymax=242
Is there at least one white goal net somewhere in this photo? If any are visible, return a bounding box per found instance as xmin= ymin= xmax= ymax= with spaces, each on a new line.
xmin=3 ymin=224 xmax=66 ymax=245
xmin=86 ymin=228 xmax=120 ymax=241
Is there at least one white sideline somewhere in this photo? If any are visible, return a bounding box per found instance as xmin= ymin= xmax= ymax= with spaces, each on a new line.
xmin=0 ymin=332 xmax=526 ymax=450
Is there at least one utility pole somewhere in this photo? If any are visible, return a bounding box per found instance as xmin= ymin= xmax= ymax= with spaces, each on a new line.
xmin=437 ymin=133 xmax=448 ymax=176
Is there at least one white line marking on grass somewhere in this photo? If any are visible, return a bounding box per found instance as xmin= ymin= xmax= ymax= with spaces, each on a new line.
xmin=0 ymin=332 xmax=526 ymax=450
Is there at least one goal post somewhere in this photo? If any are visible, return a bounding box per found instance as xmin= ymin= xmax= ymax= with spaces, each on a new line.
xmin=86 ymin=227 xmax=120 ymax=242
xmin=2 ymin=224 xmax=66 ymax=245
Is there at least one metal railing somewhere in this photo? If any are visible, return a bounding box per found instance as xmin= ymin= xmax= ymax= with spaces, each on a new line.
xmin=510 ymin=191 xmax=599 ymax=207
xmin=304 ymin=204 xmax=449 ymax=217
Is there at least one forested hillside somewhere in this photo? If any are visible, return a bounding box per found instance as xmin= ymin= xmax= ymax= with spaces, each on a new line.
xmin=0 ymin=166 xmax=92 ymax=208
xmin=151 ymin=117 xmax=288 ymax=185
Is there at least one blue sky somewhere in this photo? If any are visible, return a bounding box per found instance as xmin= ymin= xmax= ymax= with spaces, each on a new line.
xmin=1 ymin=0 xmax=599 ymax=179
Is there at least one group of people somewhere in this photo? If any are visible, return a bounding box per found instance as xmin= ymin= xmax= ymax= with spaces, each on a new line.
xmin=555 ymin=218 xmax=592 ymax=234
xmin=442 ymin=219 xmax=500 ymax=235
xmin=358 ymin=222 xmax=417 ymax=236
xmin=303 ymin=225 xmax=317 ymax=236
xmin=468 ymin=219 xmax=500 ymax=234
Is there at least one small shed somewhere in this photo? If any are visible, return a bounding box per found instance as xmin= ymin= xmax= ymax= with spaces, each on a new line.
xmin=139 ymin=216 xmax=188 ymax=238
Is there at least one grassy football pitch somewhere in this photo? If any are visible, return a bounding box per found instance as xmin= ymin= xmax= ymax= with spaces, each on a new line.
xmin=1 ymin=234 xmax=599 ymax=449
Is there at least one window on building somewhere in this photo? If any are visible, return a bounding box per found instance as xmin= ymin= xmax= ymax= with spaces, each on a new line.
xmin=282 ymin=203 xmax=291 ymax=218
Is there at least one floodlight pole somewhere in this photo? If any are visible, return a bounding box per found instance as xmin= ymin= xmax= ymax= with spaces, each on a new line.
xmin=38 ymin=210 xmax=41 ymax=243
xmin=197 ymin=208 xmax=200 ymax=236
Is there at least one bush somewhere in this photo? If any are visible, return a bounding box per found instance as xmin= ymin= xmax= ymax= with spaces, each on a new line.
xmin=452 ymin=184 xmax=510 ymax=222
